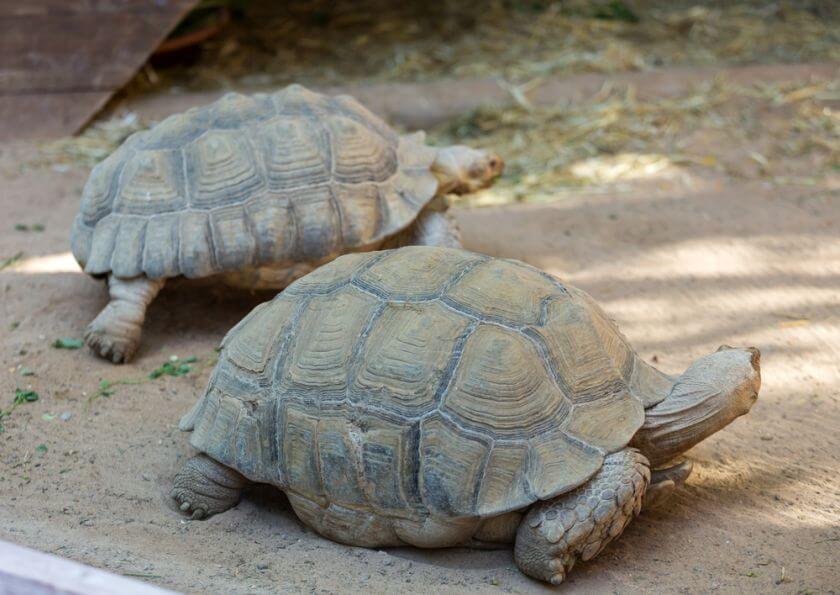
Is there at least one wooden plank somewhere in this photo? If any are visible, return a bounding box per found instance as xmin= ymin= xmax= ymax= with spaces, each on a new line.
xmin=0 ymin=92 xmax=112 ymax=140
xmin=0 ymin=0 xmax=198 ymax=140
xmin=1 ymin=14 xmax=180 ymax=91
xmin=0 ymin=1 xmax=191 ymax=16
xmin=0 ymin=539 xmax=177 ymax=595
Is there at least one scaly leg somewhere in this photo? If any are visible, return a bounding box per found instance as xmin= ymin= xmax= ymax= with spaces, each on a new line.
xmin=170 ymin=454 xmax=246 ymax=520
xmin=645 ymin=458 xmax=694 ymax=509
xmin=85 ymin=275 xmax=165 ymax=363
xmin=514 ymin=449 xmax=650 ymax=585
xmin=385 ymin=207 xmax=462 ymax=249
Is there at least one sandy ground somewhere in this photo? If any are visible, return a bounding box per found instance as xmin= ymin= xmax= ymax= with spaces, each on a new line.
xmin=1 ymin=67 xmax=839 ymax=594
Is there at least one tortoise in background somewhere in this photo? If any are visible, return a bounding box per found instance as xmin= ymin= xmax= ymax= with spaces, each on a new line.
xmin=71 ymin=85 xmax=503 ymax=363
xmin=171 ymin=246 xmax=761 ymax=585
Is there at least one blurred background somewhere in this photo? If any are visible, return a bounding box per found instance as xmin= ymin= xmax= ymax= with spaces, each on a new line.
xmin=6 ymin=0 xmax=838 ymax=206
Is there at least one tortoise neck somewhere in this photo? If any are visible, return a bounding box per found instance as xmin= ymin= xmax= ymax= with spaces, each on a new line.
xmin=430 ymin=147 xmax=465 ymax=195
xmin=630 ymin=348 xmax=760 ymax=467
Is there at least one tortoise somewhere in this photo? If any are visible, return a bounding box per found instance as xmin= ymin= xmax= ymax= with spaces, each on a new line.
xmin=70 ymin=85 xmax=503 ymax=363
xmin=170 ymin=246 xmax=761 ymax=584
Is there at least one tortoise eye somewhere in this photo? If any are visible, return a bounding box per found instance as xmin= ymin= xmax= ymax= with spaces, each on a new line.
xmin=468 ymin=165 xmax=485 ymax=178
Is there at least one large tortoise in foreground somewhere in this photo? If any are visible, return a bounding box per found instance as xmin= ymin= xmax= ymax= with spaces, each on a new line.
xmin=171 ymin=246 xmax=761 ymax=584
xmin=71 ymin=85 xmax=503 ymax=363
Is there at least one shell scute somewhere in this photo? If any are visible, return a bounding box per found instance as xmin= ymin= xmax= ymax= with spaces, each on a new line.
xmin=80 ymin=154 xmax=123 ymax=225
xmin=334 ymin=183 xmax=381 ymax=247
xmin=210 ymin=92 xmax=274 ymax=129
xmin=177 ymin=211 xmax=215 ymax=278
xmin=351 ymin=301 xmax=471 ymax=417
xmin=279 ymin=401 xmax=325 ymax=503
xmin=442 ymin=325 xmax=570 ymax=438
xmin=115 ymin=149 xmax=186 ymax=216
xmin=259 ymin=117 xmax=331 ymax=191
xmin=108 ymin=216 xmax=147 ymax=277
xmin=327 ymin=115 xmax=398 ymax=184
xmin=282 ymin=290 xmax=379 ymax=397
xmin=419 ymin=414 xmax=491 ymax=516
xmin=209 ymin=204 xmax=257 ymax=270
xmin=142 ymin=214 xmax=181 ymax=278
xmin=356 ymin=414 xmax=421 ymax=514
xmin=445 ymin=259 xmax=559 ymax=326
xmin=284 ymin=251 xmax=376 ymax=296
xmin=84 ymin=214 xmax=120 ymax=274
xmin=225 ymin=297 xmax=297 ymax=375
xmin=315 ymin=411 xmax=368 ymax=507
xmin=186 ymin=130 xmax=264 ymax=209
xmin=475 ymin=442 xmax=532 ymax=516
xmin=288 ymin=186 xmax=342 ymax=261
xmin=527 ymin=429 xmax=604 ymax=499
xmin=564 ymin=392 xmax=644 ymax=452
xmin=355 ymin=245 xmax=483 ymax=299
xmin=244 ymin=194 xmax=294 ymax=263
xmin=536 ymin=299 xmax=628 ymax=405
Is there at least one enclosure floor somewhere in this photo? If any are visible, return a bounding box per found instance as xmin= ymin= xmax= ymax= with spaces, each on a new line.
xmin=1 ymin=71 xmax=838 ymax=592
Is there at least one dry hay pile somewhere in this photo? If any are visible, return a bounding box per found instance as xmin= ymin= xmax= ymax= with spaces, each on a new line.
xmin=429 ymin=78 xmax=840 ymax=205
xmin=36 ymin=78 xmax=838 ymax=208
xmin=127 ymin=0 xmax=839 ymax=93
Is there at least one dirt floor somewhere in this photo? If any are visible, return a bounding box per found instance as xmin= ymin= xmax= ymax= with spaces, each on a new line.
xmin=1 ymin=62 xmax=839 ymax=593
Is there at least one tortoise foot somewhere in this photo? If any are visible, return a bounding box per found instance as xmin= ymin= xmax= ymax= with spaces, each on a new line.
xmin=171 ymin=454 xmax=245 ymax=520
xmin=645 ymin=458 xmax=694 ymax=509
xmin=514 ymin=449 xmax=650 ymax=585
xmin=84 ymin=310 xmax=140 ymax=364
xmin=85 ymin=275 xmax=165 ymax=364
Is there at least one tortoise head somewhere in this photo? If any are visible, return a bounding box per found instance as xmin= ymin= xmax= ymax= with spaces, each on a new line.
xmin=713 ymin=345 xmax=761 ymax=415
xmin=432 ymin=145 xmax=504 ymax=195
xmin=632 ymin=346 xmax=761 ymax=467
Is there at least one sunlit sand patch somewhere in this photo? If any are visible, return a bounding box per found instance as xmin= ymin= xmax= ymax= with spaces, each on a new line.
xmin=567 ymin=236 xmax=840 ymax=283
xmin=7 ymin=251 xmax=81 ymax=274
xmin=568 ymin=153 xmax=678 ymax=183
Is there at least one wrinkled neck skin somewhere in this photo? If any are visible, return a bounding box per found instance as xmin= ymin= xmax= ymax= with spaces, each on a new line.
xmin=431 ymin=146 xmax=470 ymax=194
xmin=631 ymin=348 xmax=761 ymax=468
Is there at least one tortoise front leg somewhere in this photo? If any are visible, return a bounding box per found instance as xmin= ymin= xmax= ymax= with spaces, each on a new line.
xmin=514 ymin=449 xmax=650 ymax=585
xmin=645 ymin=458 xmax=693 ymax=509
xmin=170 ymin=454 xmax=246 ymax=520
xmin=85 ymin=275 xmax=165 ymax=363
xmin=385 ymin=207 xmax=462 ymax=249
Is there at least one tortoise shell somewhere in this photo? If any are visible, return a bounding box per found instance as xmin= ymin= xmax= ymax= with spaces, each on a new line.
xmin=71 ymin=85 xmax=438 ymax=279
xmin=180 ymin=246 xmax=672 ymax=519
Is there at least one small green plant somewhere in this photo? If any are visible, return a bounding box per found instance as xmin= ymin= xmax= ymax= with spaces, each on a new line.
xmin=148 ymin=355 xmax=198 ymax=379
xmin=14 ymin=224 xmax=45 ymax=232
xmin=0 ymin=388 xmax=40 ymax=433
xmin=0 ymin=252 xmax=23 ymax=271
xmin=52 ymin=338 xmax=84 ymax=349
xmin=88 ymin=354 xmax=212 ymax=405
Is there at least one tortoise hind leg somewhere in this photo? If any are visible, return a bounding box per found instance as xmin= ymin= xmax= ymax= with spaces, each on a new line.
xmin=171 ymin=454 xmax=246 ymax=520
xmin=85 ymin=275 xmax=165 ymax=363
xmin=514 ymin=449 xmax=650 ymax=585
